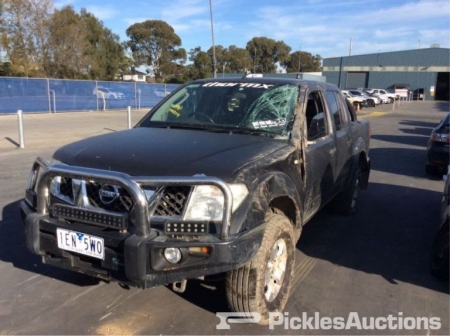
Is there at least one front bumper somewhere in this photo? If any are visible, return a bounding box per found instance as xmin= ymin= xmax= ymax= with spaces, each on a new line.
xmin=20 ymin=157 xmax=263 ymax=288
xmin=21 ymin=200 xmax=262 ymax=288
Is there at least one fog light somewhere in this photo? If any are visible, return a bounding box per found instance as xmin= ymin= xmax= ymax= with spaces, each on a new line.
xmin=164 ymin=248 xmax=182 ymax=264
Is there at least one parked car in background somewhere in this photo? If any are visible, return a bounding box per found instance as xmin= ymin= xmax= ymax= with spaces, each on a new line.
xmin=93 ymin=87 xmax=125 ymax=99
xmin=341 ymin=90 xmax=368 ymax=109
xmin=364 ymin=88 xmax=396 ymax=103
xmin=430 ymin=167 xmax=449 ymax=280
xmin=346 ymin=89 xmax=380 ymax=107
xmin=154 ymin=88 xmax=173 ymax=98
xmin=426 ymin=113 xmax=450 ymax=175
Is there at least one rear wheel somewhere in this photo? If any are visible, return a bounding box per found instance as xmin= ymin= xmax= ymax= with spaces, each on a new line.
xmin=332 ymin=167 xmax=361 ymax=215
xmin=226 ymin=213 xmax=296 ymax=324
xmin=388 ymin=97 xmax=394 ymax=103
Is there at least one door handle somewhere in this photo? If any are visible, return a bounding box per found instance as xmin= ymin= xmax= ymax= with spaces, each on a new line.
xmin=330 ymin=148 xmax=336 ymax=155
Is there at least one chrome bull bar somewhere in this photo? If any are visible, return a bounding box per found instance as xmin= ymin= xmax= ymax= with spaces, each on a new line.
xmin=31 ymin=157 xmax=234 ymax=240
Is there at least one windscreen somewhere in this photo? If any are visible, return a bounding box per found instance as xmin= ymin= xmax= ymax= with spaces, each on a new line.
xmin=139 ymin=81 xmax=299 ymax=138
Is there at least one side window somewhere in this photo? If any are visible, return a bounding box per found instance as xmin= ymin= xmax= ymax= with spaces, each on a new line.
xmin=305 ymin=91 xmax=328 ymax=141
xmin=335 ymin=92 xmax=352 ymax=124
xmin=325 ymin=91 xmax=344 ymax=131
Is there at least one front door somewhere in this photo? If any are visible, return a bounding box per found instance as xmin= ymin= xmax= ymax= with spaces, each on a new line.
xmin=302 ymin=90 xmax=336 ymax=221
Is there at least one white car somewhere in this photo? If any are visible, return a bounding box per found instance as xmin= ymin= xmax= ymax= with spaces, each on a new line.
xmin=341 ymin=90 xmax=367 ymax=109
xmin=93 ymin=87 xmax=125 ymax=99
xmin=154 ymin=88 xmax=172 ymax=98
xmin=347 ymin=89 xmax=381 ymax=107
xmin=364 ymin=88 xmax=395 ymax=103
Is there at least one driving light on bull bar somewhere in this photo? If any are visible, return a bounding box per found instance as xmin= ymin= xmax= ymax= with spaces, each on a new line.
xmin=164 ymin=247 xmax=182 ymax=264
xmin=183 ymin=184 xmax=248 ymax=221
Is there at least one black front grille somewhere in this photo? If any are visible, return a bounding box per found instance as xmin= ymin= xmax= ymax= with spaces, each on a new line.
xmin=53 ymin=176 xmax=191 ymax=218
xmin=86 ymin=182 xmax=134 ymax=213
xmin=154 ymin=186 xmax=191 ymax=216
xmin=59 ymin=177 xmax=73 ymax=199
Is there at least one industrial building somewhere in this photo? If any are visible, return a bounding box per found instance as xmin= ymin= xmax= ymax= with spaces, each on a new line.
xmin=322 ymin=47 xmax=450 ymax=101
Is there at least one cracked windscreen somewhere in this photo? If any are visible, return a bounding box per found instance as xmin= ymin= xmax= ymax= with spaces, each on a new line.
xmin=140 ymin=81 xmax=299 ymax=138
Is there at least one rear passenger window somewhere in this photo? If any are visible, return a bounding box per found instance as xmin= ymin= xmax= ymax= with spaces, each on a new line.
xmin=305 ymin=91 xmax=328 ymax=141
xmin=325 ymin=91 xmax=345 ymax=131
xmin=335 ymin=92 xmax=352 ymax=123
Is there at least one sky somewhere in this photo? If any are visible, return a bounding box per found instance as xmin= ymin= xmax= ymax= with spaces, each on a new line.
xmin=55 ymin=0 xmax=450 ymax=59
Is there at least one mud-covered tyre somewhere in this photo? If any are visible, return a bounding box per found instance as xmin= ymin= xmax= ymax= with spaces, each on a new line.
xmin=225 ymin=213 xmax=296 ymax=325
xmin=333 ymin=167 xmax=361 ymax=215
xmin=430 ymin=221 xmax=449 ymax=281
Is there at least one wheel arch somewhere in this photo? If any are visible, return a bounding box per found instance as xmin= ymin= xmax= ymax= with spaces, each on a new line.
xmin=234 ymin=171 xmax=303 ymax=236
xmin=269 ymin=195 xmax=300 ymax=231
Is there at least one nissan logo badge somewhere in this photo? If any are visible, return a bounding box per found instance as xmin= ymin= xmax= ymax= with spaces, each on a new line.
xmin=99 ymin=184 xmax=120 ymax=204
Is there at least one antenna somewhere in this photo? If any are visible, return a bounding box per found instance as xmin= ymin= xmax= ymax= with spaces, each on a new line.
xmin=349 ymin=38 xmax=352 ymax=56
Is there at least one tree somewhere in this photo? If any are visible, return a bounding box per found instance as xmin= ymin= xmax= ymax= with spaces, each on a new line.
xmin=227 ymin=45 xmax=252 ymax=73
xmin=46 ymin=6 xmax=90 ymax=78
xmin=282 ymin=50 xmax=322 ymax=73
xmin=1 ymin=0 xmax=53 ymax=77
xmin=80 ymin=9 xmax=125 ymax=80
xmin=159 ymin=47 xmax=187 ymax=81
xmin=0 ymin=1 xmax=127 ymax=79
xmin=246 ymin=37 xmax=291 ymax=73
xmin=207 ymin=44 xmax=227 ymax=75
xmin=126 ymin=20 xmax=184 ymax=80
xmin=187 ymin=46 xmax=212 ymax=80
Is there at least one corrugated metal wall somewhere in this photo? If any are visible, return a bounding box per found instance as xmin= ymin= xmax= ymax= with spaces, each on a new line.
xmin=323 ymin=48 xmax=450 ymax=100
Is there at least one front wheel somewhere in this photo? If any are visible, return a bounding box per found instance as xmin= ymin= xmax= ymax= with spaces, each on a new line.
xmin=226 ymin=213 xmax=296 ymax=324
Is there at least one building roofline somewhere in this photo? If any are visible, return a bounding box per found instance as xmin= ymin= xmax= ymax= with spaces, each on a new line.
xmin=324 ymin=47 xmax=450 ymax=60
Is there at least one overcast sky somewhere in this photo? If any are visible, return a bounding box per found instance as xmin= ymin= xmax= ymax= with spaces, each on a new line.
xmin=56 ymin=0 xmax=450 ymax=59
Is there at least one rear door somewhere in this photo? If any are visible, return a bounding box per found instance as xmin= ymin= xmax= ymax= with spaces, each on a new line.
xmin=324 ymin=90 xmax=353 ymax=191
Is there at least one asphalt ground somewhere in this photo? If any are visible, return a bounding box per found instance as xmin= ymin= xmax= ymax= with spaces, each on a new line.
xmin=0 ymin=101 xmax=449 ymax=335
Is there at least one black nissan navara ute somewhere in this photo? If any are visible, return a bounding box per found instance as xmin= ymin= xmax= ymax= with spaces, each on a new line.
xmin=21 ymin=77 xmax=371 ymax=324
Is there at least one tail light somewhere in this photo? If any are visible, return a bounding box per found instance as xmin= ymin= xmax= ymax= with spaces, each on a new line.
xmin=431 ymin=133 xmax=450 ymax=143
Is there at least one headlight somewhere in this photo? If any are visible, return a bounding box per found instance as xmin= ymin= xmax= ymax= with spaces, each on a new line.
xmin=49 ymin=176 xmax=61 ymax=196
xmin=48 ymin=159 xmax=63 ymax=196
xmin=183 ymin=184 xmax=248 ymax=221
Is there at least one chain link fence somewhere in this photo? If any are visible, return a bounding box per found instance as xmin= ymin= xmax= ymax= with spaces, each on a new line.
xmin=0 ymin=77 xmax=181 ymax=114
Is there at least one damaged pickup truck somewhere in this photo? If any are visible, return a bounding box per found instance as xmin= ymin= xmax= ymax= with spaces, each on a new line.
xmin=21 ymin=78 xmax=370 ymax=323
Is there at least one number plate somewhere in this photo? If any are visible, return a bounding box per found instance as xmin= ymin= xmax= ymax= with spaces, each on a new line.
xmin=57 ymin=228 xmax=105 ymax=260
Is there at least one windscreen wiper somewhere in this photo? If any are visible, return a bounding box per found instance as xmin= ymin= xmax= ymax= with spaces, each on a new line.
xmin=230 ymin=127 xmax=279 ymax=135
xmin=145 ymin=122 xmax=236 ymax=133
